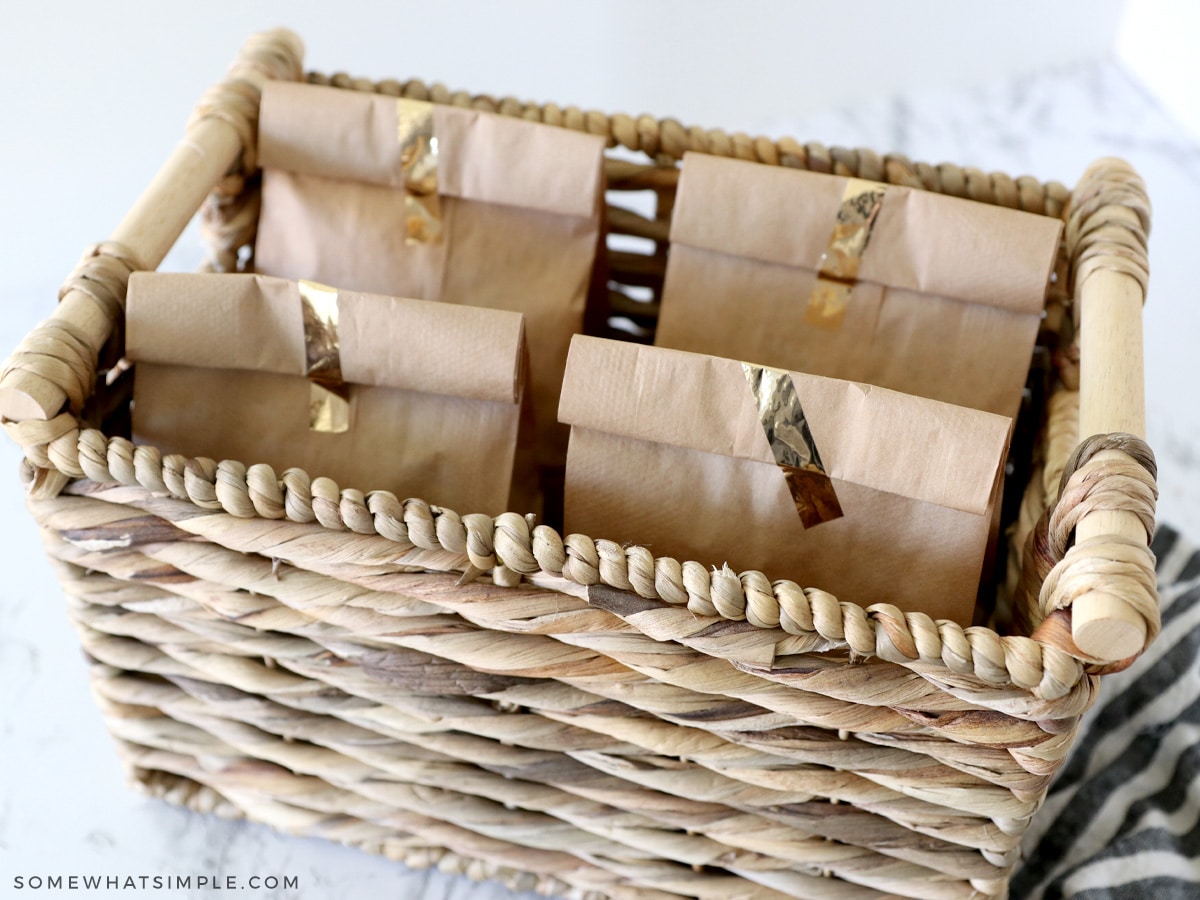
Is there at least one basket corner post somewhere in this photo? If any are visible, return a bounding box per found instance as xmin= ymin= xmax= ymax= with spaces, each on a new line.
xmin=0 ymin=27 xmax=309 ymax=484
xmin=1045 ymin=157 xmax=1157 ymax=666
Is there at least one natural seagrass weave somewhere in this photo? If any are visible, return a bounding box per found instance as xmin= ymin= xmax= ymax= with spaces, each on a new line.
xmin=0 ymin=28 xmax=1161 ymax=900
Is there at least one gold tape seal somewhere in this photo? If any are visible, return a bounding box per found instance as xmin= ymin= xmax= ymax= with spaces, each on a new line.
xmin=299 ymin=280 xmax=351 ymax=434
xmin=805 ymin=178 xmax=888 ymax=329
xmin=743 ymin=363 xmax=843 ymax=528
xmin=398 ymin=99 xmax=441 ymax=244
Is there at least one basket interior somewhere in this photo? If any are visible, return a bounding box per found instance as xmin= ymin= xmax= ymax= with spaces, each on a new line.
xmin=81 ymin=77 xmax=1074 ymax=635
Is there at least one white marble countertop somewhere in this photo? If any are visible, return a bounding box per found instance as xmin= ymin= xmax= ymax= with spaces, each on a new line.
xmin=1 ymin=53 xmax=1197 ymax=900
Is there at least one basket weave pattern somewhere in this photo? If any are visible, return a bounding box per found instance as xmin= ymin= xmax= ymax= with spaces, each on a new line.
xmin=0 ymin=30 xmax=1160 ymax=900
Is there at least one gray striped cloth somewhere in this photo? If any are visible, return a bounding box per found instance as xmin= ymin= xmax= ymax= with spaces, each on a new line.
xmin=1012 ymin=526 xmax=1200 ymax=899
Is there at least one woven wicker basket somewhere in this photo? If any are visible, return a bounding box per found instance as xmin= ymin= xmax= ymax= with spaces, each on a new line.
xmin=0 ymin=29 xmax=1161 ymax=900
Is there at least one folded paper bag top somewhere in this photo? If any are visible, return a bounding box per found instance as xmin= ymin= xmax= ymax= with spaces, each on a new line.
xmin=125 ymin=272 xmax=531 ymax=516
xmin=257 ymin=81 xmax=604 ymax=218
xmin=655 ymin=152 xmax=1064 ymax=419
xmin=558 ymin=335 xmax=1014 ymax=624
xmin=254 ymin=80 xmax=607 ymax=467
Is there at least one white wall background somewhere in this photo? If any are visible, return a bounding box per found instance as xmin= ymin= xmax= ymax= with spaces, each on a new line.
xmin=2 ymin=0 xmax=1127 ymax=297
xmin=1118 ymin=0 xmax=1200 ymax=140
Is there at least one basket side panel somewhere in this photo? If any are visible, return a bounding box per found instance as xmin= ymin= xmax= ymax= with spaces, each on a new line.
xmin=30 ymin=484 xmax=1064 ymax=898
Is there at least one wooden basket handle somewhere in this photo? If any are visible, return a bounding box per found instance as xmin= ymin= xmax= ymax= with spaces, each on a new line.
xmin=1057 ymin=158 xmax=1157 ymax=662
xmin=0 ymin=28 xmax=304 ymax=426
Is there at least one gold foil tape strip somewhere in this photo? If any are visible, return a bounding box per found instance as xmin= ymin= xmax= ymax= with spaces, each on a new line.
xmin=299 ymin=280 xmax=351 ymax=434
xmin=805 ymin=178 xmax=888 ymax=329
xmin=742 ymin=363 xmax=843 ymax=528
xmin=397 ymin=99 xmax=441 ymax=244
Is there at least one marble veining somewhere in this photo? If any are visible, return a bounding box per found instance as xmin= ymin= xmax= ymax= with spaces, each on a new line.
xmin=0 ymin=57 xmax=1196 ymax=900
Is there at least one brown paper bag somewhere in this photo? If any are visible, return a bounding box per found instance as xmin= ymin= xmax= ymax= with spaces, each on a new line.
xmin=126 ymin=272 xmax=532 ymax=516
xmin=655 ymin=153 xmax=1063 ymax=419
xmin=559 ymin=336 xmax=1013 ymax=624
xmin=254 ymin=80 xmax=607 ymax=466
